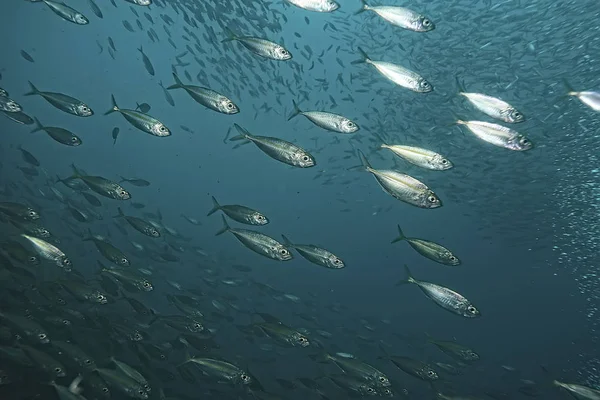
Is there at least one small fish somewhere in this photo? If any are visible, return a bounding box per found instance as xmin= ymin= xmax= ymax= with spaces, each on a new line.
xmin=167 ymin=73 xmax=239 ymax=114
xmin=285 ymin=0 xmax=339 ymax=12
xmin=20 ymin=50 xmax=35 ymax=63
xmin=381 ymin=144 xmax=452 ymax=170
xmin=456 ymin=120 xmax=533 ymax=151
xmin=104 ymin=95 xmax=170 ymax=137
xmin=21 ymin=345 xmax=66 ymax=377
xmin=281 ymin=234 xmax=344 ymax=269
xmin=231 ymin=124 xmax=315 ymax=168
xmin=353 ymin=48 xmax=432 ymax=93
xmin=357 ymin=150 xmax=441 ymax=209
xmin=180 ymin=356 xmax=253 ymax=386
xmin=426 ymin=336 xmax=479 ymax=363
xmin=21 ymin=234 xmax=72 ymax=270
xmin=384 ymin=354 xmax=439 ymax=381
xmin=138 ymin=46 xmax=154 ymax=76
xmin=327 ymin=374 xmax=379 ymax=396
xmin=356 ymin=0 xmax=434 ymax=32
xmin=311 ymin=352 xmax=391 ymax=387
xmin=112 ymin=127 xmax=119 ymax=144
xmin=457 ymin=78 xmax=524 ymax=123
xmin=25 ymin=81 xmax=93 ymax=116
xmin=114 ymin=207 xmax=160 ymax=237
xmin=123 ymin=20 xmax=135 ymax=32
xmin=29 ymin=0 xmax=89 ymax=24
xmin=94 ymin=368 xmax=148 ymax=399
xmin=60 ymin=280 xmax=108 ymax=304
xmin=81 ymin=191 xmax=102 ymax=207
xmin=222 ymin=28 xmax=292 ymax=61
xmin=207 ymin=196 xmax=268 ymax=225
xmin=17 ymin=145 xmax=40 ymax=166
xmin=216 ymin=216 xmax=292 ymax=261
xmin=32 ymin=118 xmax=82 ymax=146
xmin=87 ymin=0 xmax=103 ymax=18
xmin=391 ymin=224 xmax=460 ymax=266
xmin=69 ymin=164 xmax=131 ymax=200
xmin=135 ymin=102 xmax=151 ymax=113
xmin=119 ymin=177 xmax=150 ymax=187
xmin=0 ymin=201 xmax=40 ymax=220
xmin=101 ymin=264 xmax=153 ymax=291
xmin=84 ymin=230 xmax=131 ymax=266
xmin=1 ymin=239 xmax=40 ymax=266
xmin=398 ymin=265 xmax=480 ymax=318
xmin=124 ymin=0 xmax=151 ymax=5
xmin=288 ymin=100 xmax=358 ymax=133
xmin=0 ymin=312 xmax=50 ymax=344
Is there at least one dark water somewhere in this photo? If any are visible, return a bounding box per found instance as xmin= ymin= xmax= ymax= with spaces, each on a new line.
xmin=0 ymin=0 xmax=599 ymax=399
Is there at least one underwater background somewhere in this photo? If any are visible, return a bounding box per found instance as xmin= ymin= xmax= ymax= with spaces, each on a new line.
xmin=0 ymin=0 xmax=599 ymax=399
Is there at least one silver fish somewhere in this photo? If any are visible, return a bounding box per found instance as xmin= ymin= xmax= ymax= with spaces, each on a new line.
xmin=353 ymin=48 xmax=432 ymax=92
xmin=553 ymin=380 xmax=600 ymax=400
xmin=285 ymin=0 xmax=339 ymax=12
xmin=456 ymin=120 xmax=532 ymax=151
xmin=281 ymin=235 xmax=344 ymax=269
xmin=565 ymin=80 xmax=600 ymax=112
xmin=207 ymin=196 xmax=268 ymax=225
xmin=231 ymin=124 xmax=315 ymax=168
xmin=356 ymin=0 xmax=434 ymax=32
xmin=288 ymin=100 xmax=359 ymax=133
xmin=391 ymin=225 xmax=460 ymax=266
xmin=180 ymin=356 xmax=253 ymax=386
xmin=0 ymin=96 xmax=22 ymax=113
xmin=222 ymin=28 xmax=292 ymax=61
xmin=167 ymin=73 xmax=239 ymax=114
xmin=32 ymin=117 xmax=82 ymax=146
xmin=21 ymin=234 xmax=72 ymax=270
xmin=398 ymin=265 xmax=480 ymax=318
xmin=125 ymin=0 xmax=151 ymax=5
xmin=104 ymin=95 xmax=170 ymax=137
xmin=358 ymin=150 xmax=441 ymax=209
xmin=459 ymin=93 xmax=524 ymax=123
xmin=29 ymin=0 xmax=89 ymax=24
xmin=216 ymin=216 xmax=292 ymax=261
xmin=25 ymin=81 xmax=93 ymax=116
xmin=69 ymin=164 xmax=131 ymax=200
xmin=381 ymin=144 xmax=452 ymax=170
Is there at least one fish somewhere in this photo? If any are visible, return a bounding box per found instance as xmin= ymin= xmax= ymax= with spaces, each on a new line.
xmin=94 ymin=368 xmax=148 ymax=399
xmin=353 ymin=48 xmax=432 ymax=92
xmin=20 ymin=234 xmax=72 ymax=270
xmin=456 ymin=120 xmax=533 ymax=151
xmin=84 ymin=230 xmax=131 ymax=266
xmin=0 ymin=201 xmax=40 ymax=220
xmin=565 ymin=80 xmax=600 ymax=112
xmin=87 ymin=0 xmax=103 ymax=18
xmin=180 ymin=356 xmax=253 ymax=386
xmin=281 ymin=235 xmax=344 ymax=268
xmin=0 ymin=312 xmax=50 ymax=344
xmin=100 ymin=264 xmax=153 ymax=291
xmin=327 ymin=374 xmax=379 ymax=396
xmin=25 ymin=81 xmax=93 ymax=116
xmin=113 ymin=207 xmax=160 ymax=237
xmin=380 ymin=144 xmax=452 ymax=170
xmin=222 ymin=28 xmax=292 ymax=61
xmin=355 ymin=0 xmax=434 ymax=32
xmin=553 ymin=380 xmax=600 ymax=399
xmin=311 ymin=352 xmax=391 ymax=387
xmin=69 ymin=164 xmax=131 ymax=200
xmin=135 ymin=102 xmax=151 ymax=113
xmin=138 ymin=46 xmax=155 ymax=76
xmin=31 ymin=118 xmax=82 ymax=146
xmin=382 ymin=354 xmax=439 ymax=381
xmin=158 ymin=81 xmax=175 ymax=107
xmin=20 ymin=345 xmax=66 ymax=377
xmin=124 ymin=0 xmax=151 ymax=5
xmin=2 ymin=110 xmax=34 ymax=125
xmin=167 ymin=73 xmax=239 ymax=114
xmin=357 ymin=150 xmax=441 ymax=208
xmin=397 ymin=265 xmax=480 ymax=318
xmin=17 ymin=145 xmax=40 ymax=166
xmin=207 ymin=196 xmax=268 ymax=225
xmin=231 ymin=124 xmax=316 ymax=168
xmin=285 ymin=0 xmax=339 ymax=12
xmin=216 ymin=215 xmax=292 ymax=261
xmin=391 ymin=224 xmax=460 ymax=266
xmin=59 ymin=280 xmax=108 ymax=304
xmin=28 ymin=0 xmax=89 ymax=24
xmin=104 ymin=95 xmax=170 ymax=137
xmin=250 ymin=314 xmax=310 ymax=347
xmin=426 ymin=335 xmax=480 ymax=362
xmin=288 ymin=100 xmax=358 ymax=133
xmin=20 ymin=50 xmax=35 ymax=63
xmin=0 ymin=95 xmax=22 ymax=113
xmin=1 ymin=239 xmax=41 ymax=266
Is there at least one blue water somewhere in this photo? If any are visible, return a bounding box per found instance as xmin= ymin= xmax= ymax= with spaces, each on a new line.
xmin=1 ymin=0 xmax=599 ymax=399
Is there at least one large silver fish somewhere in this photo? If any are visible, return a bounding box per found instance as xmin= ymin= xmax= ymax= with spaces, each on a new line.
xmin=381 ymin=144 xmax=452 ymax=170
xmin=222 ymin=28 xmax=292 ymax=61
xmin=398 ymin=265 xmax=480 ymax=318
xmin=457 ymin=77 xmax=524 ymax=123
xmin=565 ymin=80 xmax=600 ymax=112
xmin=281 ymin=235 xmax=344 ymax=269
xmin=358 ymin=150 xmax=441 ymax=209
xmin=104 ymin=95 xmax=170 ymax=137
xmin=167 ymin=73 xmax=239 ymax=114
xmin=207 ymin=196 xmax=269 ymax=225
xmin=29 ymin=0 xmax=88 ymax=24
xmin=456 ymin=120 xmax=532 ymax=151
xmin=25 ymin=81 xmax=93 ymax=117
xmin=553 ymin=380 xmax=600 ymax=400
xmin=230 ymin=124 xmax=315 ymax=168
xmin=353 ymin=48 xmax=432 ymax=92
xmin=216 ymin=216 xmax=292 ymax=261
xmin=356 ymin=0 xmax=434 ymax=32
xmin=288 ymin=100 xmax=359 ymax=133
xmin=285 ymin=0 xmax=339 ymax=12
xmin=69 ymin=164 xmax=131 ymax=200
xmin=21 ymin=234 xmax=72 ymax=270
xmin=391 ymin=224 xmax=460 ymax=266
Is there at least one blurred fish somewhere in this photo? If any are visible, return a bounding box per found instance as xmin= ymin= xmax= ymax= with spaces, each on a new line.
xmin=87 ymin=0 xmax=103 ymax=18
xmin=119 ymin=177 xmax=150 ymax=186
xmin=112 ymin=127 xmax=119 ymax=144
xmin=20 ymin=50 xmax=35 ymax=63
xmin=135 ymin=102 xmax=151 ymax=113
xmin=69 ymin=164 xmax=131 ymax=200
xmin=565 ymin=80 xmax=600 ymax=112
xmin=0 ymin=95 xmax=22 ymax=113
xmin=0 ymin=201 xmax=39 ymax=220
xmin=2 ymin=110 xmax=34 ymax=124
xmin=114 ymin=207 xmax=160 ymax=237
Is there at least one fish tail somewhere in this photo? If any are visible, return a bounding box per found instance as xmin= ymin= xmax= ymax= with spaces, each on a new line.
xmin=70 ymin=163 xmax=83 ymax=178
xmin=287 ymin=100 xmax=303 ymax=121
xmin=207 ymin=196 xmax=221 ymax=216
xmin=221 ymin=27 xmax=237 ymax=43
xmin=351 ymin=47 xmax=370 ymax=65
xmin=118 ymin=176 xmax=128 ymax=183
xmin=280 ymin=234 xmax=293 ymax=247
xmin=104 ymin=94 xmax=119 ymax=115
xmin=454 ymin=75 xmax=466 ymax=94
xmin=230 ymin=123 xmax=252 ymax=141
xmin=391 ymin=224 xmax=406 ymax=243
xmin=113 ymin=207 xmax=125 ymax=219
xmin=396 ymin=264 xmax=416 ymax=285
xmin=354 ymin=0 xmax=369 ymax=14
xmin=24 ymin=81 xmax=39 ymax=96
xmin=167 ymin=73 xmax=184 ymax=90
xmin=562 ymin=78 xmax=578 ymax=96
xmin=215 ymin=215 xmax=230 ymax=236
xmin=138 ymin=45 xmax=143 ymax=53
xmin=357 ymin=149 xmax=371 ymax=170
xmin=30 ymin=117 xmax=43 ymax=133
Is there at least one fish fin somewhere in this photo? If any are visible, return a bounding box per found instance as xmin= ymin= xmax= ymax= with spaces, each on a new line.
xmin=70 ymin=163 xmax=83 ymax=179
xmin=255 ymin=312 xmax=281 ymax=324
xmin=207 ymin=196 xmax=221 ymax=216
xmin=280 ymin=234 xmax=294 ymax=247
xmin=351 ymin=47 xmax=370 ymax=65
xmin=356 ymin=149 xmax=372 ymax=170
xmin=215 ymin=215 xmax=230 ymax=236
xmin=113 ymin=207 xmax=125 ymax=219
xmin=138 ymin=45 xmax=143 ymax=53
xmin=562 ymin=78 xmax=579 ymax=97
xmin=167 ymin=73 xmax=184 ymax=90
xmin=396 ymin=264 xmax=416 ymax=285
xmin=118 ymin=176 xmax=128 ymax=183
xmin=221 ymin=27 xmax=237 ymax=43
xmin=30 ymin=117 xmax=43 ymax=133
xmin=391 ymin=224 xmax=406 ymax=243
xmin=454 ymin=75 xmax=467 ymax=94
xmin=354 ymin=0 xmax=369 ymax=15
xmin=287 ymin=100 xmax=303 ymax=121
xmin=230 ymin=123 xmax=252 ymax=141
xmin=24 ymin=81 xmax=39 ymax=96
xmin=104 ymin=94 xmax=119 ymax=115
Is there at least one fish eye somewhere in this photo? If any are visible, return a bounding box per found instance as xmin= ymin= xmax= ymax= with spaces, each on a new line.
xmin=520 ymin=138 xmax=529 ymax=145
xmin=54 ymin=367 xmax=62 ymax=373
xmin=38 ymin=333 xmax=47 ymax=340
xmin=428 ymin=195 xmax=438 ymax=203
xmin=367 ymin=388 xmax=376 ymax=393
xmin=302 ymin=155 xmax=310 ymax=161
xmin=227 ymin=102 xmax=234 ymax=109
xmin=62 ymin=319 xmax=70 ymax=325
xmin=427 ymin=370 xmax=435 ymax=377
xmin=58 ymin=299 xmax=66 ymax=305
xmin=41 ymin=229 xmax=49 ymax=235
xmin=71 ymin=137 xmax=78 ymax=142
xmin=102 ymin=388 xmax=109 ymax=393
xmin=441 ymin=159 xmax=448 ymax=164
xmin=29 ymin=256 xmax=37 ymax=262
xmin=240 ymin=373 xmax=250 ymax=383
xmin=84 ymin=359 xmax=92 ymax=365
xmin=64 ymin=258 xmax=71 ymax=265
xmin=143 ymin=282 xmax=151 ymax=287
xmin=333 ymin=259 xmax=341 ymax=264
xmin=449 ymin=255 xmax=456 ymax=260
xmin=378 ymin=376 xmax=386 ymax=382
xmin=28 ymin=210 xmax=36 ymax=217
xmin=279 ymin=49 xmax=288 ymax=55
xmin=279 ymin=249 xmax=289 ymax=255
xmin=138 ymin=389 xmax=145 ymax=395
xmin=257 ymin=215 xmax=264 ymax=220
xmin=121 ymin=258 xmax=128 ymax=264
xmin=423 ymin=19 xmax=431 ymax=26
xmin=159 ymin=126 xmax=166 ymax=132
